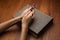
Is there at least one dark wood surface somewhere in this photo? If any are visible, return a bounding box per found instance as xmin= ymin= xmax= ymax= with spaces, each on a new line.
xmin=0 ymin=0 xmax=60 ymax=40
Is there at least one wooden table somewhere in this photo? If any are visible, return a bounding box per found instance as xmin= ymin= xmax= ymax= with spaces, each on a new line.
xmin=0 ymin=0 xmax=60 ymax=40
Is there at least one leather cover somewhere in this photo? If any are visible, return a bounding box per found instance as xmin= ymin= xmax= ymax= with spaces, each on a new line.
xmin=13 ymin=5 xmax=53 ymax=37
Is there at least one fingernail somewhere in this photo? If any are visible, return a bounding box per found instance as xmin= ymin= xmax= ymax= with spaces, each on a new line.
xmin=30 ymin=7 xmax=34 ymax=11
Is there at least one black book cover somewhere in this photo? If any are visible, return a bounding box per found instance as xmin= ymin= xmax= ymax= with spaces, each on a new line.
xmin=13 ymin=5 xmax=53 ymax=37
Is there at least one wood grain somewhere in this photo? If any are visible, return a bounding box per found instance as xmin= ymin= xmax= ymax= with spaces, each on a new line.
xmin=0 ymin=0 xmax=60 ymax=40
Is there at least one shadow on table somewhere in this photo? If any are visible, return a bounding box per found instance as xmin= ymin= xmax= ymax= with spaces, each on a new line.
xmin=27 ymin=19 xmax=53 ymax=39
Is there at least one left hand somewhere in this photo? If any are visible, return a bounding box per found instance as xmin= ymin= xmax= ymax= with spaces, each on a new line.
xmin=19 ymin=7 xmax=33 ymax=19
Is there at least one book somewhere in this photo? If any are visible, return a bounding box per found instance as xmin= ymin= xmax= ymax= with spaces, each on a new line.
xmin=13 ymin=5 xmax=53 ymax=37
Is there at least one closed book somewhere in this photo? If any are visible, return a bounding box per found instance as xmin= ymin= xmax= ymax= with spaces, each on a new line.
xmin=13 ymin=5 xmax=53 ymax=37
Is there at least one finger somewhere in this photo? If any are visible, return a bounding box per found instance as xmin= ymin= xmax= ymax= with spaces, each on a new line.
xmin=27 ymin=7 xmax=33 ymax=11
xmin=22 ymin=7 xmax=32 ymax=16
xmin=25 ymin=10 xmax=31 ymax=16
xmin=27 ymin=10 xmax=34 ymax=18
xmin=32 ymin=14 xmax=35 ymax=19
xmin=24 ymin=10 xmax=31 ymax=17
xmin=25 ymin=7 xmax=34 ymax=16
xmin=21 ymin=7 xmax=32 ymax=17
xmin=23 ymin=7 xmax=32 ymax=13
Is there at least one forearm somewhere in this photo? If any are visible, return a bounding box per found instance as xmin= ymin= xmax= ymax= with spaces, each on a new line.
xmin=0 ymin=16 xmax=22 ymax=33
xmin=20 ymin=24 xmax=28 ymax=40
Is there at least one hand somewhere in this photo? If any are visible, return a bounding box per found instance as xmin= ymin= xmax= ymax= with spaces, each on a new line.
xmin=20 ymin=7 xmax=34 ymax=40
xmin=15 ymin=7 xmax=34 ymax=22
xmin=22 ymin=7 xmax=34 ymax=26
xmin=19 ymin=7 xmax=33 ymax=19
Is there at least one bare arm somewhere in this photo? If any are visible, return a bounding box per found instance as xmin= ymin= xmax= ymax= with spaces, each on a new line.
xmin=20 ymin=24 xmax=28 ymax=40
xmin=0 ymin=16 xmax=22 ymax=33
xmin=0 ymin=7 xmax=30 ymax=33
xmin=20 ymin=8 xmax=34 ymax=40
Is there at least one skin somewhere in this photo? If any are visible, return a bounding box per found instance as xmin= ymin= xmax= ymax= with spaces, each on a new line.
xmin=20 ymin=8 xmax=34 ymax=40
xmin=0 ymin=7 xmax=34 ymax=40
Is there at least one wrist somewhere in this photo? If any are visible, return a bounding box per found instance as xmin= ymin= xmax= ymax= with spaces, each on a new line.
xmin=22 ymin=23 xmax=28 ymax=26
xmin=14 ymin=16 xmax=22 ymax=22
xmin=22 ymin=23 xmax=28 ymax=29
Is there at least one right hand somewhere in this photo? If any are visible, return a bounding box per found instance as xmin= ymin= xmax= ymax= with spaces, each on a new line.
xmin=22 ymin=7 xmax=35 ymax=26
